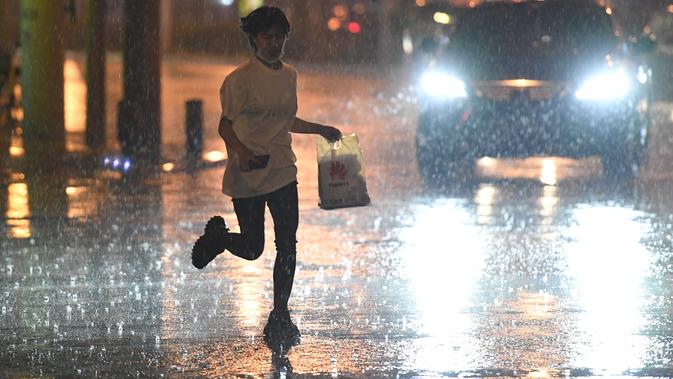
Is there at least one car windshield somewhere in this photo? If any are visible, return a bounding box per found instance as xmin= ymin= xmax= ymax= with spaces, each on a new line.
xmin=446 ymin=2 xmax=617 ymax=80
xmin=456 ymin=2 xmax=615 ymax=54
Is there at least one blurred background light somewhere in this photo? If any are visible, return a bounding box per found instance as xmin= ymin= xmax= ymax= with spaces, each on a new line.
xmin=162 ymin=162 xmax=175 ymax=172
xmin=347 ymin=21 xmax=361 ymax=34
xmin=352 ymin=3 xmax=366 ymax=15
xmin=204 ymin=150 xmax=226 ymax=162
xmin=433 ymin=12 xmax=451 ymax=25
xmin=327 ymin=17 xmax=341 ymax=31
xmin=333 ymin=5 xmax=348 ymax=19
xmin=238 ymin=0 xmax=263 ymax=17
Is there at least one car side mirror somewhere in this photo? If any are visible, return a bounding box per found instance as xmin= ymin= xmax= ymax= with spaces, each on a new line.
xmin=419 ymin=36 xmax=437 ymax=54
xmin=631 ymin=35 xmax=657 ymax=54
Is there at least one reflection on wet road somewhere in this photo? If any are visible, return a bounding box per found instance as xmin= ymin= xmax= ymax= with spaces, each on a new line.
xmin=2 ymin=54 xmax=673 ymax=376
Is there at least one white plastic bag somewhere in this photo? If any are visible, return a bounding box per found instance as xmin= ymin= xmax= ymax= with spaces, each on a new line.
xmin=317 ymin=133 xmax=371 ymax=210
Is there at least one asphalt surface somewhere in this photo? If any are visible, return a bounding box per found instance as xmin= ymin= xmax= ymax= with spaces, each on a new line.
xmin=2 ymin=52 xmax=673 ymax=377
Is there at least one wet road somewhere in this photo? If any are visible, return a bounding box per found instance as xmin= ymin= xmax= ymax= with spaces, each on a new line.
xmin=2 ymin=53 xmax=673 ymax=377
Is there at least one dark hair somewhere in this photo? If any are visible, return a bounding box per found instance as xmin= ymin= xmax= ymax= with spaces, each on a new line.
xmin=240 ymin=6 xmax=291 ymax=50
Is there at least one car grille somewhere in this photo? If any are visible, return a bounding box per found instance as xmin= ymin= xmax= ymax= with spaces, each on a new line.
xmin=474 ymin=81 xmax=566 ymax=101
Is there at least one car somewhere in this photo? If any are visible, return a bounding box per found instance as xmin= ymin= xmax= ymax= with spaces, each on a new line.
xmin=413 ymin=0 xmax=654 ymax=181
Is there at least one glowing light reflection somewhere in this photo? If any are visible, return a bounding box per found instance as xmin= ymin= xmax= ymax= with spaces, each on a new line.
xmin=9 ymin=135 xmax=23 ymax=157
xmin=517 ymin=291 xmax=558 ymax=324
xmin=540 ymin=158 xmax=557 ymax=185
xmin=9 ymin=146 xmax=24 ymax=157
xmin=64 ymin=58 xmax=88 ymax=153
xmin=475 ymin=183 xmax=497 ymax=223
xmin=7 ymin=182 xmax=31 ymax=239
xmin=64 ymin=59 xmax=86 ymax=133
xmin=566 ymin=205 xmax=649 ymax=371
xmin=400 ymin=200 xmax=484 ymax=369
xmin=66 ymin=186 xmax=89 ymax=219
xmin=237 ymin=265 xmax=265 ymax=329
xmin=538 ymin=185 xmax=558 ymax=219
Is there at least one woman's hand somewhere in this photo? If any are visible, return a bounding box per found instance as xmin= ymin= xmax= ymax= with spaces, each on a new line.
xmin=318 ymin=125 xmax=342 ymax=142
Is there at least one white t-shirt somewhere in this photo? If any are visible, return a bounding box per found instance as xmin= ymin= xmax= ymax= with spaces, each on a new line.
xmin=219 ymin=57 xmax=298 ymax=199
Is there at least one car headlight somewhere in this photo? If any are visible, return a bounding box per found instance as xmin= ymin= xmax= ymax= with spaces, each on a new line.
xmin=419 ymin=70 xmax=468 ymax=100
xmin=575 ymin=70 xmax=631 ymax=101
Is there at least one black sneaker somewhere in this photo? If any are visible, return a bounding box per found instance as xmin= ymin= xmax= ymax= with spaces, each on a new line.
xmin=263 ymin=308 xmax=301 ymax=345
xmin=191 ymin=216 xmax=229 ymax=269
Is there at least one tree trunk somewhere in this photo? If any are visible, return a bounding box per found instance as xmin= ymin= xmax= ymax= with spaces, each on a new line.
xmin=20 ymin=0 xmax=66 ymax=168
xmin=121 ymin=0 xmax=161 ymax=165
xmin=85 ymin=0 xmax=106 ymax=150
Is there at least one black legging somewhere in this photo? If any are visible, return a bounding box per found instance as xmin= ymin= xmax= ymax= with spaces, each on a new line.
xmin=226 ymin=181 xmax=298 ymax=311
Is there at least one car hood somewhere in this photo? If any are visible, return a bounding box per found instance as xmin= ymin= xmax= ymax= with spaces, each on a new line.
xmin=441 ymin=51 xmax=613 ymax=83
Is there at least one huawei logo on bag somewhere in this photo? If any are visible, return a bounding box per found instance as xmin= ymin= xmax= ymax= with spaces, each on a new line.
xmin=329 ymin=161 xmax=347 ymax=180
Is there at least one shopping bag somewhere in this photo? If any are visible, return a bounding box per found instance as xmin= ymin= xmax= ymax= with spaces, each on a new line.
xmin=317 ymin=133 xmax=371 ymax=210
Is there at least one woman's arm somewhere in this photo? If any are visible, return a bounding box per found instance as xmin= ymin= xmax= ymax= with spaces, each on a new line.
xmin=291 ymin=117 xmax=342 ymax=141
xmin=218 ymin=117 xmax=258 ymax=172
